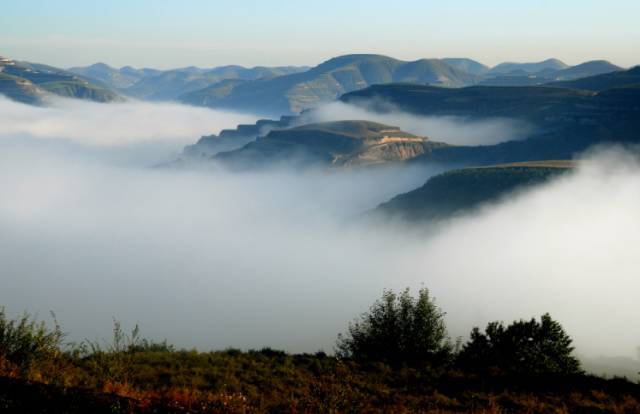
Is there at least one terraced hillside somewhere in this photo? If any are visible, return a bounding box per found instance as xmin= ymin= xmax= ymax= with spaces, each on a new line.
xmin=215 ymin=120 xmax=449 ymax=169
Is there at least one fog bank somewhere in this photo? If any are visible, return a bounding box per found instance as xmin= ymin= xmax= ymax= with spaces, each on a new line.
xmin=309 ymin=101 xmax=534 ymax=146
xmin=0 ymin=98 xmax=639 ymax=379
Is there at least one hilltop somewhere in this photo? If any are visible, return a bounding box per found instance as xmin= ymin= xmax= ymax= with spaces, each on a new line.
xmin=179 ymin=54 xmax=478 ymax=115
xmin=214 ymin=120 xmax=449 ymax=168
xmin=0 ymin=56 xmax=121 ymax=104
xmin=69 ymin=63 xmax=309 ymax=100
xmin=376 ymin=162 xmax=574 ymax=221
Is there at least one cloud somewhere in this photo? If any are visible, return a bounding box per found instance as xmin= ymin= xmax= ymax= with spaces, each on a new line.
xmin=308 ymin=101 xmax=534 ymax=146
xmin=0 ymin=96 xmax=258 ymax=165
xmin=0 ymin=97 xmax=638 ymax=378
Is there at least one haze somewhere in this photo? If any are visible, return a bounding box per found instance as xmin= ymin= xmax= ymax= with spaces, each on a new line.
xmin=2 ymin=0 xmax=639 ymax=68
xmin=1 ymin=97 xmax=639 ymax=378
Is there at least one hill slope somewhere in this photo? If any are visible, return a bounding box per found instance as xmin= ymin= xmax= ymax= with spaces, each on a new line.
xmin=480 ymin=60 xmax=622 ymax=87
xmin=214 ymin=120 xmax=449 ymax=169
xmin=0 ymin=56 xmax=121 ymax=103
xmin=340 ymin=80 xmax=640 ymax=165
xmin=376 ymin=162 xmax=573 ymax=221
xmin=179 ymin=54 xmax=478 ymax=115
xmin=547 ymin=66 xmax=640 ymax=91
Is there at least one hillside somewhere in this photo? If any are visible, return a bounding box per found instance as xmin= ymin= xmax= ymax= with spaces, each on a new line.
xmin=179 ymin=54 xmax=478 ymax=115
xmin=487 ymin=58 xmax=569 ymax=75
xmin=376 ymin=162 xmax=573 ymax=221
xmin=214 ymin=120 xmax=449 ymax=169
xmin=480 ymin=60 xmax=622 ymax=87
xmin=442 ymin=58 xmax=489 ymax=75
xmin=547 ymin=66 xmax=640 ymax=91
xmin=0 ymin=56 xmax=121 ymax=103
xmin=69 ymin=63 xmax=309 ymax=100
xmin=68 ymin=62 xmax=160 ymax=89
xmin=341 ymin=80 xmax=640 ymax=165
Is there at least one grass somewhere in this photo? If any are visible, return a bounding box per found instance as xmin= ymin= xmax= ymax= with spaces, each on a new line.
xmin=1 ymin=309 xmax=639 ymax=412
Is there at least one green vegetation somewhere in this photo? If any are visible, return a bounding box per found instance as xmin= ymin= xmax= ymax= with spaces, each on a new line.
xmin=458 ymin=313 xmax=582 ymax=375
xmin=337 ymin=288 xmax=451 ymax=365
xmin=377 ymin=164 xmax=571 ymax=221
xmin=1 ymin=289 xmax=639 ymax=413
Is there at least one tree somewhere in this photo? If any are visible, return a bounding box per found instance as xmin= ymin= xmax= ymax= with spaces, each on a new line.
xmin=336 ymin=288 xmax=450 ymax=364
xmin=457 ymin=313 xmax=581 ymax=374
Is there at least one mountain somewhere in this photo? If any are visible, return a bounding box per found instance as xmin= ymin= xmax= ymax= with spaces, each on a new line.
xmin=442 ymin=58 xmax=490 ymax=75
xmin=179 ymin=54 xmax=479 ymax=115
xmin=375 ymin=162 xmax=573 ymax=221
xmin=213 ymin=120 xmax=449 ymax=169
xmin=183 ymin=115 xmax=298 ymax=157
xmin=0 ymin=56 xmax=121 ymax=104
xmin=547 ymin=66 xmax=640 ymax=91
xmin=68 ymin=62 xmax=160 ymax=89
xmin=479 ymin=60 xmax=622 ymax=87
xmin=340 ymin=81 xmax=640 ymax=165
xmin=488 ymin=58 xmax=569 ymax=75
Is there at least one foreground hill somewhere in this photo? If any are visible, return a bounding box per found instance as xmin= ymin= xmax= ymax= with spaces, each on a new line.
xmin=376 ymin=162 xmax=573 ymax=221
xmin=179 ymin=54 xmax=478 ymax=115
xmin=214 ymin=120 xmax=449 ymax=168
xmin=0 ymin=56 xmax=121 ymax=104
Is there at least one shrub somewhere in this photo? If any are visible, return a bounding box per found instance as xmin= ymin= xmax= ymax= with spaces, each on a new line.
xmin=457 ymin=313 xmax=582 ymax=374
xmin=0 ymin=307 xmax=64 ymax=374
xmin=336 ymin=288 xmax=451 ymax=364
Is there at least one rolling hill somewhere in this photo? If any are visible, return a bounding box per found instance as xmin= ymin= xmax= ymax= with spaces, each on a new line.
xmin=340 ymin=78 xmax=640 ymax=165
xmin=442 ymin=58 xmax=490 ymax=75
xmin=547 ymin=66 xmax=640 ymax=91
xmin=179 ymin=54 xmax=479 ymax=115
xmin=0 ymin=56 xmax=121 ymax=104
xmin=479 ymin=60 xmax=622 ymax=87
xmin=375 ymin=162 xmax=573 ymax=221
xmin=487 ymin=58 xmax=569 ymax=75
xmin=213 ymin=120 xmax=449 ymax=169
xmin=70 ymin=63 xmax=309 ymax=100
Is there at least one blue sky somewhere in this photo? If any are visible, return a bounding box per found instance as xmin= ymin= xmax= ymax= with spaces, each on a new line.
xmin=1 ymin=0 xmax=638 ymax=69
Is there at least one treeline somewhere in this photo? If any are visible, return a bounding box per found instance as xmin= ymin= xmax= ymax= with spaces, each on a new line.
xmin=0 ymin=289 xmax=638 ymax=413
xmin=337 ymin=288 xmax=581 ymax=375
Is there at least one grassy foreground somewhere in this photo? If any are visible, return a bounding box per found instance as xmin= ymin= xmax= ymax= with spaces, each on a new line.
xmin=1 ymin=294 xmax=639 ymax=413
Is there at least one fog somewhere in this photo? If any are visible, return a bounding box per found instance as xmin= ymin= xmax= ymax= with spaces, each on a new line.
xmin=0 ymin=97 xmax=639 ymax=378
xmin=308 ymin=101 xmax=534 ymax=145
xmin=0 ymin=96 xmax=258 ymax=166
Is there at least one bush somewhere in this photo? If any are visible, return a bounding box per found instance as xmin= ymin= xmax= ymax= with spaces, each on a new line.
xmin=336 ymin=288 xmax=451 ymax=364
xmin=457 ymin=313 xmax=582 ymax=374
xmin=0 ymin=307 xmax=64 ymax=373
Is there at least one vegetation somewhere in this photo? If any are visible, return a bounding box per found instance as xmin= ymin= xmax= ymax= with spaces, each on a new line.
xmin=457 ymin=313 xmax=582 ymax=375
xmin=336 ymin=288 xmax=451 ymax=364
xmin=377 ymin=164 xmax=571 ymax=221
xmin=0 ymin=290 xmax=639 ymax=413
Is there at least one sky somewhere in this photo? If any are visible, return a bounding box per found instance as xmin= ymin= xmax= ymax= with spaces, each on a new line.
xmin=1 ymin=0 xmax=639 ymax=69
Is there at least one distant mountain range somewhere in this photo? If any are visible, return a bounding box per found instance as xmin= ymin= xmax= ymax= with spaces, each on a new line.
xmin=1 ymin=54 xmax=631 ymax=112
xmin=179 ymin=54 xmax=478 ymax=115
xmin=68 ymin=63 xmax=309 ymax=100
xmin=0 ymin=56 xmax=121 ymax=104
xmin=178 ymin=55 xmax=628 ymax=115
